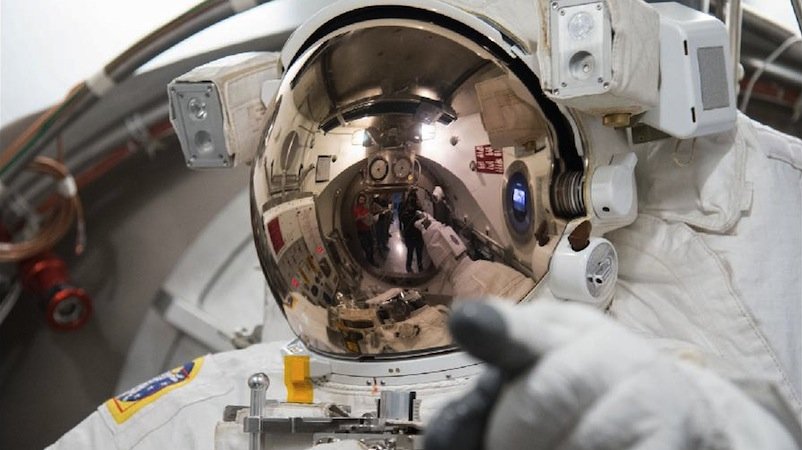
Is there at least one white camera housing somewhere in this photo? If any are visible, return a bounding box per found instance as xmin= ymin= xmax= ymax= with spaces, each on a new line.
xmin=640 ymin=3 xmax=737 ymax=138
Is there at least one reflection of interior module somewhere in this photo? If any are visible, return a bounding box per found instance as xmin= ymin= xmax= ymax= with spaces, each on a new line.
xmin=366 ymin=150 xmax=416 ymax=185
xmin=263 ymin=197 xmax=338 ymax=307
xmin=326 ymin=289 xmax=443 ymax=354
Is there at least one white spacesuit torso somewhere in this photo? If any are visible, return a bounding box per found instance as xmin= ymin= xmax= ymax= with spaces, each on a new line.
xmin=49 ymin=115 xmax=802 ymax=449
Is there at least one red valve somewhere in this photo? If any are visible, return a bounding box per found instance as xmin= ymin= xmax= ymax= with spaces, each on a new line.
xmin=19 ymin=252 xmax=92 ymax=331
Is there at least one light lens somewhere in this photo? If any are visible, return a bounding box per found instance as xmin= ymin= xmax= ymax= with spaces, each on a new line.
xmin=188 ymin=97 xmax=208 ymax=120
xmin=194 ymin=130 xmax=214 ymax=155
xmin=568 ymin=12 xmax=594 ymax=40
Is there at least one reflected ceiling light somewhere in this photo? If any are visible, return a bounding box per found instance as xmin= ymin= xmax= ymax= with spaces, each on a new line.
xmin=351 ymin=129 xmax=368 ymax=146
xmin=420 ymin=123 xmax=436 ymax=141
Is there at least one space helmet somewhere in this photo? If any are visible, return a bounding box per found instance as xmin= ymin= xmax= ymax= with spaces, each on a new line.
xmin=250 ymin=0 xmax=625 ymax=359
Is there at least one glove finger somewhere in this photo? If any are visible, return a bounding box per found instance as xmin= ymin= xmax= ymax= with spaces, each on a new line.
xmin=558 ymin=359 xmax=697 ymax=450
xmin=423 ymin=368 xmax=505 ymax=450
xmin=482 ymin=320 xmax=662 ymax=449
xmin=448 ymin=299 xmax=610 ymax=373
xmin=567 ymin=361 xmax=800 ymax=450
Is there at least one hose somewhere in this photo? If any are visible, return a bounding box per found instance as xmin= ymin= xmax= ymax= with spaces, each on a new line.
xmin=740 ymin=35 xmax=802 ymax=112
xmin=0 ymin=156 xmax=85 ymax=263
xmin=0 ymin=0 xmax=276 ymax=184
xmin=791 ymin=0 xmax=802 ymax=36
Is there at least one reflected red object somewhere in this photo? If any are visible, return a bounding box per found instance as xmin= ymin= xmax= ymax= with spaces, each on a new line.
xmin=267 ymin=218 xmax=285 ymax=254
xmin=19 ymin=252 xmax=92 ymax=331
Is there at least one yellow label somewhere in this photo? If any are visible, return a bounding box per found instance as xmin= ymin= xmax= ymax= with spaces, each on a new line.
xmin=284 ymin=354 xmax=313 ymax=404
xmin=105 ymin=357 xmax=204 ymax=424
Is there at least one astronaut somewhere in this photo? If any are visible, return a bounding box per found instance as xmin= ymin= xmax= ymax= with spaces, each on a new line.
xmin=50 ymin=0 xmax=801 ymax=449
xmin=414 ymin=212 xmax=535 ymax=301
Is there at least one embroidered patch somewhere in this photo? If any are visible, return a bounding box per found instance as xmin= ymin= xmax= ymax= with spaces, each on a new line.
xmin=105 ymin=357 xmax=204 ymax=424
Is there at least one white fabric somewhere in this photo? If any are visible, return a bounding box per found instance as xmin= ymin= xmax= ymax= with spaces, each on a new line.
xmin=419 ymin=217 xmax=535 ymax=300
xmin=621 ymin=114 xmax=802 ymax=406
xmin=702 ymin=119 xmax=802 ymax=398
xmin=484 ymin=300 xmax=797 ymax=449
xmin=537 ymin=0 xmax=660 ymax=115
xmin=634 ymin=117 xmax=749 ymax=233
xmin=443 ymin=0 xmax=540 ymax=52
xmin=607 ymin=215 xmax=801 ymax=412
xmin=451 ymin=0 xmax=661 ymax=115
xmin=47 ymin=342 xmax=287 ymax=450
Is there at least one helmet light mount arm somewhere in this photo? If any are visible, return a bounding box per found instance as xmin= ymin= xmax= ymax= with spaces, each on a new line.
xmin=168 ymin=52 xmax=283 ymax=169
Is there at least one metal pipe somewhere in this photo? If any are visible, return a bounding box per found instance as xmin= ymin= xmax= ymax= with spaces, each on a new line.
xmin=727 ymin=0 xmax=743 ymax=90
xmin=791 ymin=0 xmax=802 ymax=36
xmin=1 ymin=0 xmax=276 ymax=184
xmin=247 ymin=373 xmax=270 ymax=450
xmin=20 ymin=104 xmax=170 ymax=203
xmin=740 ymin=35 xmax=802 ymax=111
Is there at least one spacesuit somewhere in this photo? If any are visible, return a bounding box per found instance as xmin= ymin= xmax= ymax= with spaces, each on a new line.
xmin=48 ymin=116 xmax=802 ymax=449
xmin=49 ymin=0 xmax=801 ymax=448
xmin=414 ymin=213 xmax=535 ymax=301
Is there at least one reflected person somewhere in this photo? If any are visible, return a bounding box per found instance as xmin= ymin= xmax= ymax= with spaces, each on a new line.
xmin=371 ymin=194 xmax=392 ymax=255
xmin=352 ymin=193 xmax=377 ymax=267
xmin=400 ymin=193 xmax=425 ymax=273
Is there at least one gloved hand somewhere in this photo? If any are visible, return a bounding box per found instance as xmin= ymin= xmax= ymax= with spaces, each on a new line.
xmin=414 ymin=211 xmax=433 ymax=231
xmin=425 ymin=299 xmax=798 ymax=450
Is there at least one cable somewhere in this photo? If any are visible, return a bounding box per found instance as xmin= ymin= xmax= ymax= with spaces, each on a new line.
xmin=0 ymin=282 xmax=22 ymax=326
xmin=792 ymin=0 xmax=802 ymax=37
xmin=739 ymin=35 xmax=802 ymax=112
xmin=0 ymin=156 xmax=84 ymax=263
xmin=0 ymin=0 xmax=274 ymax=184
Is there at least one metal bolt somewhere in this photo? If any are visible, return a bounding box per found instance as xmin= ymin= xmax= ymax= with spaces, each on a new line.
xmin=553 ymin=89 xmax=560 ymax=96
xmin=248 ymin=373 xmax=270 ymax=450
xmin=551 ymin=1 xmax=558 ymax=9
xmin=560 ymin=9 xmax=566 ymax=15
xmin=561 ymin=82 xmax=567 ymax=88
